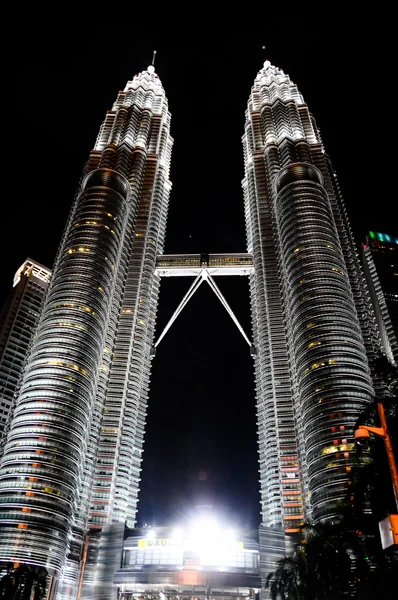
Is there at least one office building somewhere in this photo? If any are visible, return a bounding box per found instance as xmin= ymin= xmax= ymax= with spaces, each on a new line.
xmin=0 ymin=65 xmax=173 ymax=599
xmin=242 ymin=61 xmax=378 ymax=530
xmin=362 ymin=231 xmax=398 ymax=363
xmin=0 ymin=259 xmax=51 ymax=439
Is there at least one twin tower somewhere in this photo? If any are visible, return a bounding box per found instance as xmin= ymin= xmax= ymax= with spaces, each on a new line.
xmin=0 ymin=62 xmax=378 ymax=597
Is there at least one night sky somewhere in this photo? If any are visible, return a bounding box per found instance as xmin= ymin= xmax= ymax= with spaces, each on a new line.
xmin=2 ymin=12 xmax=395 ymax=529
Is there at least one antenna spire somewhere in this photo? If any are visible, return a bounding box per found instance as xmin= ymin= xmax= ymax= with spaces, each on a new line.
xmin=152 ymin=50 xmax=157 ymax=66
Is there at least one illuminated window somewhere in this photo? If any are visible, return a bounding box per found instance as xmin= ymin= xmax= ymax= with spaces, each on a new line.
xmin=65 ymin=246 xmax=92 ymax=254
xmin=308 ymin=341 xmax=321 ymax=348
xmin=311 ymin=361 xmax=325 ymax=369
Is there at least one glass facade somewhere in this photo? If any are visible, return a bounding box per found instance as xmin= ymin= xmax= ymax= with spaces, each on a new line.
xmin=362 ymin=232 xmax=398 ymax=363
xmin=156 ymin=254 xmax=253 ymax=269
xmin=108 ymin=526 xmax=261 ymax=600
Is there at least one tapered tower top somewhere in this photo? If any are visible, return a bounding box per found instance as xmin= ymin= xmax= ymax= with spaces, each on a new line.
xmin=251 ymin=60 xmax=304 ymax=106
xmin=124 ymin=63 xmax=165 ymax=94
xmin=255 ymin=60 xmax=288 ymax=82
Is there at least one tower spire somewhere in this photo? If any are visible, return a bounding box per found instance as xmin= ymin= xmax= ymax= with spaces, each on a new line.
xmin=147 ymin=50 xmax=157 ymax=74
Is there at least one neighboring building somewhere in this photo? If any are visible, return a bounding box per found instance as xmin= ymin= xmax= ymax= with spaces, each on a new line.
xmin=0 ymin=258 xmax=51 ymax=439
xmin=0 ymin=61 xmax=382 ymax=600
xmin=362 ymin=231 xmax=398 ymax=363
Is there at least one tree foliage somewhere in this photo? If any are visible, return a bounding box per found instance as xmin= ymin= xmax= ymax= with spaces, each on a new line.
xmin=266 ymin=355 xmax=398 ymax=599
xmin=0 ymin=563 xmax=48 ymax=600
xmin=266 ymin=514 xmax=397 ymax=599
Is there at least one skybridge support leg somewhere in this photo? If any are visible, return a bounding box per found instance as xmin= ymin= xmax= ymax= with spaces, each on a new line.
xmin=152 ymin=270 xmax=254 ymax=354
xmin=153 ymin=274 xmax=204 ymax=350
xmin=204 ymin=272 xmax=252 ymax=348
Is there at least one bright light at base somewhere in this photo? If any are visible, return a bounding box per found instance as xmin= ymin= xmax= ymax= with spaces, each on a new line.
xmin=186 ymin=516 xmax=238 ymax=566
xmin=190 ymin=516 xmax=219 ymax=543
xmin=171 ymin=528 xmax=183 ymax=542
xmin=146 ymin=529 xmax=156 ymax=541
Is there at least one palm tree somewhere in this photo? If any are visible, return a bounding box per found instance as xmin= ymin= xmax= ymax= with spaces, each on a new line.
xmin=0 ymin=562 xmax=16 ymax=599
xmin=265 ymin=515 xmax=395 ymax=600
xmin=266 ymin=555 xmax=305 ymax=600
xmin=354 ymin=353 xmax=398 ymax=520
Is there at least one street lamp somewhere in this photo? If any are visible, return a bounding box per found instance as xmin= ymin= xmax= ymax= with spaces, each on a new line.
xmin=355 ymin=399 xmax=398 ymax=549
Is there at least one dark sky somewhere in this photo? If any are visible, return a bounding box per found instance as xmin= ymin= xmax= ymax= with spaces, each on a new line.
xmin=1 ymin=12 xmax=395 ymax=529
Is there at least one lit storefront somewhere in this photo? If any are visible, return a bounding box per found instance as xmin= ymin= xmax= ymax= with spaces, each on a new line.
xmin=110 ymin=523 xmax=261 ymax=600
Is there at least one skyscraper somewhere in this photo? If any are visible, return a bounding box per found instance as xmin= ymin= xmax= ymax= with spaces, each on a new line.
xmin=0 ymin=259 xmax=51 ymax=439
xmin=242 ymin=61 xmax=378 ymax=531
xmin=0 ymin=65 xmax=173 ymax=600
xmin=0 ymin=60 xmax=381 ymax=599
xmin=362 ymin=231 xmax=398 ymax=363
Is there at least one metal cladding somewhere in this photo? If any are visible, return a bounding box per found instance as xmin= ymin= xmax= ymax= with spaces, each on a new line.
xmin=0 ymin=65 xmax=173 ymax=593
xmin=242 ymin=61 xmax=376 ymax=528
xmin=0 ymin=168 xmax=131 ymax=571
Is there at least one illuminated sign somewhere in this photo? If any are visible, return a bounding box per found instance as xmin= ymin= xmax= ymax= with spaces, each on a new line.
xmin=369 ymin=231 xmax=398 ymax=245
xmin=138 ymin=538 xmax=181 ymax=548
xmin=137 ymin=538 xmax=244 ymax=550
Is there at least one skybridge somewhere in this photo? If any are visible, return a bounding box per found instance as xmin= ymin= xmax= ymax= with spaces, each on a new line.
xmin=155 ymin=253 xmax=254 ymax=277
xmin=152 ymin=253 xmax=255 ymax=355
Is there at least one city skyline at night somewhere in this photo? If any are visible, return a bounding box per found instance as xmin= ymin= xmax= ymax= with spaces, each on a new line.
xmin=0 ymin=52 xmax=393 ymax=596
xmin=0 ymin=23 xmax=396 ymax=598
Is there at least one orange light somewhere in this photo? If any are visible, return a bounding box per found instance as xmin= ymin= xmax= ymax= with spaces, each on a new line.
xmin=18 ymin=524 xmax=28 ymax=529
